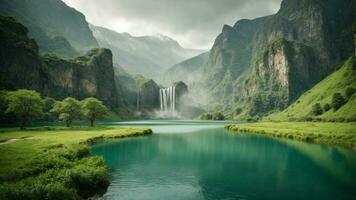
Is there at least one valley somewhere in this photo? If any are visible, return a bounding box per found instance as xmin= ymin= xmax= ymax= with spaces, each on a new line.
xmin=0 ymin=0 xmax=355 ymax=199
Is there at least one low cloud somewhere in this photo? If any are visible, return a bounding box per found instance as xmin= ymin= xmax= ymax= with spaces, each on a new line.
xmin=63 ymin=0 xmax=281 ymax=49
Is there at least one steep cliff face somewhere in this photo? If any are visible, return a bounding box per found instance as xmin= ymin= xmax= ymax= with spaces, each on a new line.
xmin=43 ymin=49 xmax=118 ymax=109
xmin=0 ymin=16 xmax=44 ymax=92
xmin=0 ymin=17 xmax=119 ymax=110
xmin=137 ymin=80 xmax=160 ymax=110
xmin=243 ymin=39 xmax=319 ymax=113
xmin=241 ymin=0 xmax=355 ymax=115
xmin=204 ymin=16 xmax=272 ymax=106
xmin=0 ymin=0 xmax=98 ymax=55
xmin=197 ymin=0 xmax=355 ymax=116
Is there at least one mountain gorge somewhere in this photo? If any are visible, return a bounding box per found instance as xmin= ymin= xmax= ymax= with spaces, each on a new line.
xmin=90 ymin=25 xmax=205 ymax=79
xmin=165 ymin=0 xmax=355 ymax=118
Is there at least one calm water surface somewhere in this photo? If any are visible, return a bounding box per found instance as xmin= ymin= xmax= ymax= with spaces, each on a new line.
xmin=92 ymin=120 xmax=356 ymax=200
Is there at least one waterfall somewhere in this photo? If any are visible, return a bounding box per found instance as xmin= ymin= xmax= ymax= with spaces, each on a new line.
xmin=159 ymin=86 xmax=176 ymax=113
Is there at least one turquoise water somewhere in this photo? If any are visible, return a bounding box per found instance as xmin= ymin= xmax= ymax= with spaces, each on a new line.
xmin=92 ymin=121 xmax=356 ymax=200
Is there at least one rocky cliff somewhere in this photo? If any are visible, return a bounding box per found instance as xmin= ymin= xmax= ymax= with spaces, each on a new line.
xmin=0 ymin=17 xmax=118 ymax=110
xmin=186 ymin=0 xmax=355 ymax=117
xmin=243 ymin=0 xmax=355 ymax=110
xmin=137 ymin=80 xmax=160 ymax=110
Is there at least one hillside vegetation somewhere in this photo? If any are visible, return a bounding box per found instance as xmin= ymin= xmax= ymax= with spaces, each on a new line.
xmin=0 ymin=126 xmax=152 ymax=199
xmin=267 ymin=57 xmax=356 ymax=122
xmin=225 ymin=122 xmax=356 ymax=149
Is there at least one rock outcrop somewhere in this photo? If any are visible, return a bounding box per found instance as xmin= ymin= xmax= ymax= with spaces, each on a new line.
xmin=137 ymin=80 xmax=160 ymax=110
xmin=182 ymin=0 xmax=355 ymax=116
xmin=0 ymin=17 xmax=118 ymax=110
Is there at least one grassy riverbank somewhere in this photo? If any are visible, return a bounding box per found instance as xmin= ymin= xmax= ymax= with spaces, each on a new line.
xmin=0 ymin=126 xmax=152 ymax=199
xmin=225 ymin=122 xmax=356 ymax=150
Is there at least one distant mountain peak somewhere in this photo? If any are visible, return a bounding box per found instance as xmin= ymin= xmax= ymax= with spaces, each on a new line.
xmin=152 ymin=33 xmax=174 ymax=41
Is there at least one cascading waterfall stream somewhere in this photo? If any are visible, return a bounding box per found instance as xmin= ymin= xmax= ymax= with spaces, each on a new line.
xmin=159 ymin=86 xmax=176 ymax=113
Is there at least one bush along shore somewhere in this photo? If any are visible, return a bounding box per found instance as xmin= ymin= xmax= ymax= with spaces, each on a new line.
xmin=225 ymin=122 xmax=356 ymax=150
xmin=0 ymin=126 xmax=152 ymax=200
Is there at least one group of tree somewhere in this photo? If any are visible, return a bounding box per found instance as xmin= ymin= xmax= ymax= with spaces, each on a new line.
xmin=0 ymin=89 xmax=109 ymax=129
xmin=311 ymin=87 xmax=355 ymax=116
xmin=249 ymin=92 xmax=288 ymax=116
xmin=200 ymin=112 xmax=225 ymax=120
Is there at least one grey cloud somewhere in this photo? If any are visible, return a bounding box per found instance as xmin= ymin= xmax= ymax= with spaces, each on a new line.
xmin=63 ymin=0 xmax=282 ymax=49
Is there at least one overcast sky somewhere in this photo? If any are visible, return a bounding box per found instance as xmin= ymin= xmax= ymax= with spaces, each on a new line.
xmin=62 ymin=0 xmax=282 ymax=49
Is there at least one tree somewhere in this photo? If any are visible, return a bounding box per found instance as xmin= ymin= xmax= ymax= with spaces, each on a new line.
xmin=323 ymin=103 xmax=331 ymax=112
xmin=345 ymin=87 xmax=356 ymax=99
xmin=51 ymin=97 xmax=81 ymax=127
xmin=81 ymin=97 xmax=108 ymax=126
xmin=311 ymin=103 xmax=323 ymax=115
xmin=235 ymin=108 xmax=243 ymax=115
xmin=43 ymin=97 xmax=57 ymax=120
xmin=5 ymin=89 xmax=43 ymax=129
xmin=249 ymin=95 xmax=264 ymax=116
xmin=212 ymin=112 xmax=225 ymax=120
xmin=331 ymin=93 xmax=346 ymax=111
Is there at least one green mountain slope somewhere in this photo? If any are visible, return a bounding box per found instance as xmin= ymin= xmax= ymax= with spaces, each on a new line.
xmin=0 ymin=0 xmax=98 ymax=56
xmin=267 ymin=57 xmax=356 ymax=122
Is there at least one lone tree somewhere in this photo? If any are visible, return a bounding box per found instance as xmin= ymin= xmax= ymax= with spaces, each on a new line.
xmin=331 ymin=93 xmax=346 ymax=111
xmin=81 ymin=97 xmax=108 ymax=126
xmin=51 ymin=97 xmax=81 ymax=127
xmin=311 ymin=103 xmax=323 ymax=115
xmin=5 ymin=89 xmax=43 ymax=129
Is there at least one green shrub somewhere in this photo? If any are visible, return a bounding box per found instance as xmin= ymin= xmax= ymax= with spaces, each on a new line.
xmin=345 ymin=87 xmax=356 ymax=99
xmin=212 ymin=112 xmax=225 ymax=120
xmin=67 ymin=158 xmax=109 ymax=198
xmin=323 ymin=103 xmax=331 ymax=112
xmin=235 ymin=108 xmax=243 ymax=115
xmin=0 ymin=180 xmax=77 ymax=200
xmin=331 ymin=93 xmax=346 ymax=110
xmin=311 ymin=103 xmax=323 ymax=115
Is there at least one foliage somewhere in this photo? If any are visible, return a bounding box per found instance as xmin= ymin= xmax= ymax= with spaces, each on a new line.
xmin=268 ymin=57 xmax=356 ymax=122
xmin=5 ymin=90 xmax=43 ymax=129
xmin=200 ymin=113 xmax=213 ymax=120
xmin=212 ymin=112 xmax=225 ymax=120
xmin=199 ymin=112 xmax=225 ymax=120
xmin=51 ymin=98 xmax=82 ymax=127
xmin=42 ymin=97 xmax=57 ymax=121
xmin=323 ymin=103 xmax=331 ymax=112
xmin=331 ymin=93 xmax=346 ymax=111
xmin=81 ymin=98 xmax=108 ymax=126
xmin=226 ymin=122 xmax=356 ymax=149
xmin=0 ymin=127 xmax=151 ymax=199
xmin=235 ymin=108 xmax=243 ymax=115
xmin=311 ymin=103 xmax=323 ymax=115
xmin=345 ymin=87 xmax=356 ymax=99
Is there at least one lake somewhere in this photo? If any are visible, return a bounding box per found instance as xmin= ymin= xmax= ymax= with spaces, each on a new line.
xmin=92 ymin=120 xmax=356 ymax=200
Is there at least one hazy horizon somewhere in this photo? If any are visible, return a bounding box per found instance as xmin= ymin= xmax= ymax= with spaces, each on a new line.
xmin=62 ymin=0 xmax=282 ymax=49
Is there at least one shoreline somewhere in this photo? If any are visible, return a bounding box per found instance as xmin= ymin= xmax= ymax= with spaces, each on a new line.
xmin=225 ymin=122 xmax=356 ymax=150
xmin=0 ymin=126 xmax=152 ymax=199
